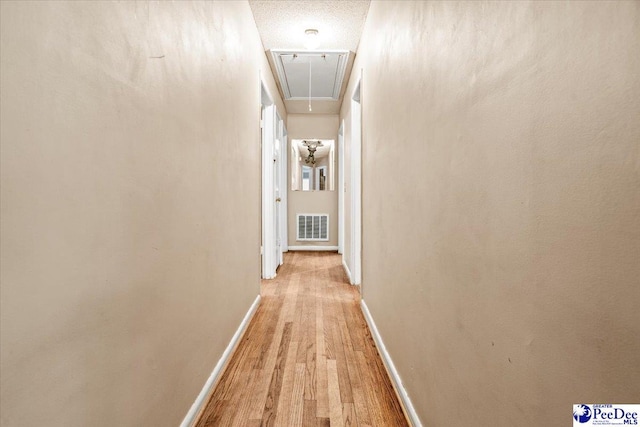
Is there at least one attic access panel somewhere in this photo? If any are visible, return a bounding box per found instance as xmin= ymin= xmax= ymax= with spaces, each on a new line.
xmin=271 ymin=50 xmax=350 ymax=100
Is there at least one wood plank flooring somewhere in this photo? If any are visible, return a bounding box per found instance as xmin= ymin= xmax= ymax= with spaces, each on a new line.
xmin=196 ymin=251 xmax=409 ymax=427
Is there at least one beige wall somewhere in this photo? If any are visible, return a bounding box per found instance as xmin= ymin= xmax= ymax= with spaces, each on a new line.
xmin=0 ymin=2 xmax=284 ymax=426
xmin=344 ymin=1 xmax=640 ymax=425
xmin=287 ymin=114 xmax=339 ymax=247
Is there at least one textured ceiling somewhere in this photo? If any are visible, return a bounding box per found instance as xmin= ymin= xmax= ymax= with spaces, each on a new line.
xmin=249 ymin=1 xmax=370 ymax=52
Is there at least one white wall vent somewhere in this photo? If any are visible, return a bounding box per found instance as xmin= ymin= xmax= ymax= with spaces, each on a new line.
xmin=297 ymin=214 xmax=329 ymax=241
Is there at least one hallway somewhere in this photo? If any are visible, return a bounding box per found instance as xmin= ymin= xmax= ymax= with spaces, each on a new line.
xmin=2 ymin=2 xmax=639 ymax=426
xmin=195 ymin=252 xmax=408 ymax=426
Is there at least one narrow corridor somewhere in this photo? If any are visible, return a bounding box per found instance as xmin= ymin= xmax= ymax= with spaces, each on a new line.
xmin=195 ymin=252 xmax=408 ymax=426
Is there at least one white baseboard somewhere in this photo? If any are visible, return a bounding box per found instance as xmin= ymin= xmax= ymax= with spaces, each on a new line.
xmin=288 ymin=245 xmax=339 ymax=251
xmin=342 ymin=258 xmax=353 ymax=285
xmin=360 ymin=300 xmax=422 ymax=427
xmin=180 ymin=295 xmax=261 ymax=427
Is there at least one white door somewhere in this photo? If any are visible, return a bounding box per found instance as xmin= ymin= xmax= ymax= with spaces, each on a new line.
xmin=275 ymin=117 xmax=287 ymax=266
xmin=280 ymin=125 xmax=288 ymax=258
xmin=274 ymin=118 xmax=281 ymax=270
xmin=302 ymin=166 xmax=312 ymax=191
xmin=274 ymin=137 xmax=280 ymax=271
xmin=262 ymin=103 xmax=277 ymax=279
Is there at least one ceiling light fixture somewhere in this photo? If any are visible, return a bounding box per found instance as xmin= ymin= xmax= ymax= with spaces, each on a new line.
xmin=303 ymin=140 xmax=323 ymax=165
xmin=304 ymin=29 xmax=319 ymax=50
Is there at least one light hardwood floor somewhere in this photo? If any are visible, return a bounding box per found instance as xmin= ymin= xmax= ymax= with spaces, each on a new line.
xmin=195 ymin=251 xmax=409 ymax=427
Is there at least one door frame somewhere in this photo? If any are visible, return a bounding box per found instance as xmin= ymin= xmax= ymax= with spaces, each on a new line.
xmin=261 ymin=81 xmax=279 ymax=279
xmin=315 ymin=165 xmax=328 ymax=191
xmin=338 ymin=121 xmax=345 ymax=255
xmin=276 ymin=112 xmax=288 ymax=262
xmin=350 ymin=78 xmax=362 ymax=286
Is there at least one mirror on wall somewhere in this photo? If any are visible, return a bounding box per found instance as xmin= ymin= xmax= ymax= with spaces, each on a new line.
xmin=291 ymin=139 xmax=335 ymax=191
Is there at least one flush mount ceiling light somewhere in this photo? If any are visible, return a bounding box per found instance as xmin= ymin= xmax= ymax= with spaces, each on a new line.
xmin=304 ymin=29 xmax=319 ymax=50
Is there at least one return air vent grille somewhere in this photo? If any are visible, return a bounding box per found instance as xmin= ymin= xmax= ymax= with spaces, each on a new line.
xmin=270 ymin=50 xmax=350 ymax=100
xmin=297 ymin=214 xmax=329 ymax=241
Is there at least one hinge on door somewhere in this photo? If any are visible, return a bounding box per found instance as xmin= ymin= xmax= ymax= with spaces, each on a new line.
xmin=260 ymin=120 xmax=264 ymax=129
